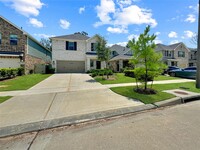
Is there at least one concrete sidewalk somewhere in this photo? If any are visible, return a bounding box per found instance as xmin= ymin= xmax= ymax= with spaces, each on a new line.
xmin=104 ymin=79 xmax=195 ymax=88
xmin=0 ymin=74 xmax=144 ymax=137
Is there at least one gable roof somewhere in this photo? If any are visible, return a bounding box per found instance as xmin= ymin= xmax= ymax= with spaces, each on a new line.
xmin=0 ymin=15 xmax=51 ymax=52
xmin=109 ymin=44 xmax=130 ymax=55
xmin=51 ymin=33 xmax=90 ymax=40
xmin=156 ymin=42 xmax=188 ymax=51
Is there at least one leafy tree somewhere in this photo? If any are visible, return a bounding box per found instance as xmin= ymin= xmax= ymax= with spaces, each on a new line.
xmin=40 ymin=38 xmax=52 ymax=50
xmin=128 ymin=25 xmax=166 ymax=93
xmin=96 ymin=34 xmax=111 ymax=78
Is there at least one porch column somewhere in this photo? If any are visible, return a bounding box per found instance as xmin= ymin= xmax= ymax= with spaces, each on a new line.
xmin=86 ymin=58 xmax=90 ymax=71
xmin=119 ymin=60 xmax=123 ymax=71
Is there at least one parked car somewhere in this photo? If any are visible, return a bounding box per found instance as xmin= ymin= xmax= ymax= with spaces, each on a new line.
xmin=163 ymin=66 xmax=180 ymax=75
xmin=169 ymin=66 xmax=196 ymax=79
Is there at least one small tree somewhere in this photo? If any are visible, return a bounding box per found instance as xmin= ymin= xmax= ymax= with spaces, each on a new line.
xmin=40 ymin=38 xmax=52 ymax=50
xmin=96 ymin=34 xmax=111 ymax=78
xmin=128 ymin=25 xmax=166 ymax=93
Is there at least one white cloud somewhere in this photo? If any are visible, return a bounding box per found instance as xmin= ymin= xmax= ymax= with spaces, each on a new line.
xmin=0 ymin=0 xmax=44 ymax=17
xmin=168 ymin=31 xmax=178 ymax=38
xmin=185 ymin=14 xmax=196 ymax=23
xmin=34 ymin=33 xmax=55 ymax=38
xmin=115 ymin=5 xmax=157 ymax=28
xmin=154 ymin=38 xmax=162 ymax=44
xmin=94 ymin=0 xmax=157 ymax=32
xmin=79 ymin=6 xmax=85 ymax=14
xmin=127 ymin=34 xmax=139 ymax=41
xmin=189 ymin=4 xmax=198 ymax=13
xmin=108 ymin=41 xmax=128 ymax=47
xmin=184 ymin=30 xmax=195 ymax=38
xmin=107 ymin=26 xmax=128 ymax=33
xmin=60 ymin=19 xmax=70 ymax=29
xmin=95 ymin=0 xmax=115 ymax=27
xmin=29 ymin=18 xmax=43 ymax=28
xmin=170 ymin=40 xmax=179 ymax=45
xmin=155 ymin=32 xmax=160 ymax=36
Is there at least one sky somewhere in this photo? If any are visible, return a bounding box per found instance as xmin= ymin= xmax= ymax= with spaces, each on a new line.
xmin=0 ymin=0 xmax=199 ymax=48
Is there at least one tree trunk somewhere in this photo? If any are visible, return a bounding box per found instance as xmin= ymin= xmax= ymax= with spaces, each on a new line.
xmin=196 ymin=0 xmax=200 ymax=88
xmin=144 ymin=58 xmax=148 ymax=90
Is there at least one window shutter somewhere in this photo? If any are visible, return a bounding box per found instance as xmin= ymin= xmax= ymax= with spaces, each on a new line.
xmin=66 ymin=41 xmax=69 ymax=50
xmin=74 ymin=42 xmax=77 ymax=50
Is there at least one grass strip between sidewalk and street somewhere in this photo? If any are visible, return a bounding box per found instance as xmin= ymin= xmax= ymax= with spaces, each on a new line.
xmin=95 ymin=73 xmax=179 ymax=85
xmin=110 ymin=82 xmax=200 ymax=104
xmin=0 ymin=96 xmax=12 ymax=103
xmin=0 ymin=74 xmax=52 ymax=92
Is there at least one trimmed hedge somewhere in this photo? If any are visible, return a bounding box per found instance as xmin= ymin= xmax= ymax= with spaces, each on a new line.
xmin=87 ymin=69 xmax=113 ymax=77
xmin=124 ymin=70 xmax=135 ymax=78
xmin=0 ymin=67 xmax=24 ymax=80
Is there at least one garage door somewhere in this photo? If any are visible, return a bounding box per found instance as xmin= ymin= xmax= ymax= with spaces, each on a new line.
xmin=57 ymin=61 xmax=85 ymax=73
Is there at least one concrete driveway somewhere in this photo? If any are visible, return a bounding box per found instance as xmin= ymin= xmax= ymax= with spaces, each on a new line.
xmin=0 ymin=74 xmax=143 ymax=137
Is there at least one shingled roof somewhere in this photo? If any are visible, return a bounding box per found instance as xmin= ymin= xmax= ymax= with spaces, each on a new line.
xmin=51 ymin=33 xmax=90 ymax=40
xmin=156 ymin=42 xmax=185 ymax=51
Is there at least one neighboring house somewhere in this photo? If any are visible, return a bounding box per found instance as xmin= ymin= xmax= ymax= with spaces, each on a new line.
xmin=156 ymin=42 xmax=190 ymax=68
xmin=0 ymin=16 xmax=52 ymax=74
xmin=109 ymin=44 xmax=133 ymax=72
xmin=188 ymin=48 xmax=197 ymax=67
xmin=51 ymin=33 xmax=106 ymax=73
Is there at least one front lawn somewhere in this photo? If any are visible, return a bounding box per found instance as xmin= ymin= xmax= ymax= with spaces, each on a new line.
xmin=111 ymin=82 xmax=200 ymax=104
xmin=0 ymin=74 xmax=52 ymax=92
xmin=0 ymin=96 xmax=12 ymax=103
xmin=95 ymin=73 xmax=179 ymax=85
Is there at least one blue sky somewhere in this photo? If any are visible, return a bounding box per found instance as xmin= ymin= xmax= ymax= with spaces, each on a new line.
xmin=0 ymin=0 xmax=199 ymax=48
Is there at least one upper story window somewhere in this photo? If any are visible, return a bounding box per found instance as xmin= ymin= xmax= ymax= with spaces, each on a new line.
xmin=164 ymin=50 xmax=172 ymax=57
xmin=178 ymin=51 xmax=185 ymax=57
xmin=91 ymin=43 xmax=97 ymax=51
xmin=0 ymin=33 xmax=1 ymax=44
xmin=10 ymin=34 xmax=18 ymax=45
xmin=66 ymin=41 xmax=77 ymax=50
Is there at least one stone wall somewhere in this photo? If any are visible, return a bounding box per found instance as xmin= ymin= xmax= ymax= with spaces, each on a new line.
xmin=25 ymin=54 xmax=46 ymax=74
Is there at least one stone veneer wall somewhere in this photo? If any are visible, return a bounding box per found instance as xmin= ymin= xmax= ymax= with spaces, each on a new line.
xmin=0 ymin=17 xmax=27 ymax=56
xmin=25 ymin=54 xmax=46 ymax=74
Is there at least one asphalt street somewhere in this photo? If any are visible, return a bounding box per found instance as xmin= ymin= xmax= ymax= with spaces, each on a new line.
xmin=1 ymin=100 xmax=200 ymax=150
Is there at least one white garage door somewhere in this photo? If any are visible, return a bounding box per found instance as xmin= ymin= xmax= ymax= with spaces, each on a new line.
xmin=57 ymin=61 xmax=85 ymax=73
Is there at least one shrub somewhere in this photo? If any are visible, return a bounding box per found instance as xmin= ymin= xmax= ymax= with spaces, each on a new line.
xmin=17 ymin=67 xmax=25 ymax=76
xmin=0 ymin=68 xmax=18 ymax=79
xmin=124 ymin=70 xmax=135 ymax=78
xmin=88 ymin=69 xmax=113 ymax=77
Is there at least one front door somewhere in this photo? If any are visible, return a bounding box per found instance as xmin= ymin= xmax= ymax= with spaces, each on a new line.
xmin=96 ymin=61 xmax=101 ymax=69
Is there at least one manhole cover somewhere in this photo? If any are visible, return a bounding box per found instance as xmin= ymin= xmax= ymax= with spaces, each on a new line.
xmin=174 ymin=91 xmax=189 ymax=95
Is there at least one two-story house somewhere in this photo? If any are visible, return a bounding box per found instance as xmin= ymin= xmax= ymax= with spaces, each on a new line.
xmin=156 ymin=42 xmax=190 ymax=68
xmin=0 ymin=16 xmax=52 ymax=74
xmin=51 ymin=33 xmax=106 ymax=73
xmin=188 ymin=48 xmax=197 ymax=67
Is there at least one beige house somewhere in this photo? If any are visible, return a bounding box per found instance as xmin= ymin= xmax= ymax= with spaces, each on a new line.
xmin=109 ymin=45 xmax=133 ymax=72
xmin=156 ymin=42 xmax=190 ymax=68
xmin=51 ymin=33 xmax=106 ymax=73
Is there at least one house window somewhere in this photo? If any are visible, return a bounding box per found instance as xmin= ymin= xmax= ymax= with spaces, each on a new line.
xmin=91 ymin=43 xmax=97 ymax=51
xmin=0 ymin=33 xmax=1 ymax=44
xmin=10 ymin=34 xmax=18 ymax=45
xmin=66 ymin=41 xmax=77 ymax=50
xmin=90 ymin=60 xmax=94 ymax=67
xmin=178 ymin=51 xmax=185 ymax=57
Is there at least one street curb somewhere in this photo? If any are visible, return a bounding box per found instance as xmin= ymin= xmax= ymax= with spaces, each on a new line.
xmin=154 ymin=97 xmax=182 ymax=107
xmin=0 ymin=104 xmax=155 ymax=138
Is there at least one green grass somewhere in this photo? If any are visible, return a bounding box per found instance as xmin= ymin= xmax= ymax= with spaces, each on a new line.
xmin=110 ymin=82 xmax=200 ymax=104
xmin=95 ymin=73 xmax=179 ymax=85
xmin=0 ymin=74 xmax=52 ymax=92
xmin=0 ymin=96 xmax=12 ymax=103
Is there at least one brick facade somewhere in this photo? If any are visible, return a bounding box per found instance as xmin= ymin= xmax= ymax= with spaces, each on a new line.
xmin=0 ymin=16 xmax=52 ymax=74
xmin=25 ymin=55 xmax=46 ymax=74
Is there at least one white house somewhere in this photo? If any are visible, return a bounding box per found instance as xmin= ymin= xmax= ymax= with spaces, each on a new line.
xmin=51 ymin=33 xmax=106 ymax=73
